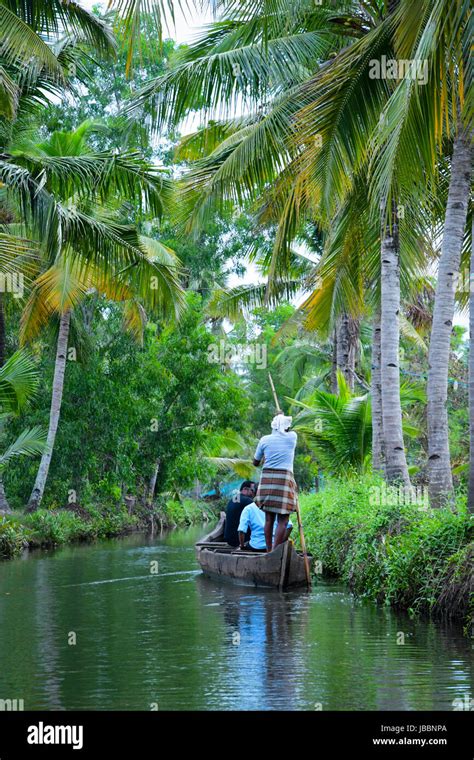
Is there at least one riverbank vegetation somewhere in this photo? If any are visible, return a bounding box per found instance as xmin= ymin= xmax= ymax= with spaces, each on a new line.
xmin=0 ymin=497 xmax=216 ymax=559
xmin=0 ymin=1 xmax=472 ymax=625
xmin=299 ymin=477 xmax=472 ymax=625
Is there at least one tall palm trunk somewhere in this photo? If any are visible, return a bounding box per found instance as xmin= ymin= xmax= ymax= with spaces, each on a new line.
xmin=371 ymin=308 xmax=384 ymax=474
xmin=0 ymin=294 xmax=6 ymax=368
xmin=0 ymin=479 xmax=11 ymax=513
xmin=331 ymin=329 xmax=338 ymax=394
xmin=336 ymin=312 xmax=359 ymax=391
xmin=0 ymin=294 xmax=10 ymax=512
xmin=147 ymin=459 xmax=161 ymax=505
xmin=427 ymin=129 xmax=472 ymax=508
xmin=379 ymin=0 xmax=405 ymax=486
xmin=380 ymin=210 xmax=411 ymax=486
xmin=27 ymin=309 xmax=71 ymax=511
xmin=468 ymin=219 xmax=474 ymax=514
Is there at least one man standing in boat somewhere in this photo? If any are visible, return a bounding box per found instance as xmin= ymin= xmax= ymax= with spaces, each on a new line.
xmin=253 ymin=412 xmax=298 ymax=552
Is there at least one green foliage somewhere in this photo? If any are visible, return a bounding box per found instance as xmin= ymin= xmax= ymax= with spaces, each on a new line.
xmin=0 ymin=514 xmax=27 ymax=558
xmin=299 ymin=474 xmax=473 ymax=621
xmin=25 ymin=509 xmax=95 ymax=544
xmin=23 ymin=506 xmax=138 ymax=546
xmin=159 ymin=498 xmax=214 ymax=527
xmin=0 ymin=496 xmax=215 ymax=559
xmin=0 ymin=351 xmax=46 ymax=497
xmin=43 ymin=10 xmax=174 ymax=157
xmin=4 ymin=295 xmax=248 ymax=507
xmin=292 ymin=372 xmax=372 ymax=474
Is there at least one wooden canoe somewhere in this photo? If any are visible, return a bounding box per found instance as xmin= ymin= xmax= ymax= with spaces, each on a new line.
xmin=195 ymin=513 xmax=311 ymax=590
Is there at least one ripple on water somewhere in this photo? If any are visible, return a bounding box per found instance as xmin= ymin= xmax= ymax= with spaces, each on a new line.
xmin=0 ymin=528 xmax=471 ymax=710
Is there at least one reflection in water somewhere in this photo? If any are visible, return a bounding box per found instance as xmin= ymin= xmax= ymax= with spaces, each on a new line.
xmin=196 ymin=576 xmax=310 ymax=709
xmin=0 ymin=526 xmax=471 ymax=710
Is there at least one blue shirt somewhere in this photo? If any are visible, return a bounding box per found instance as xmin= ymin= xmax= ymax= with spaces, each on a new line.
xmin=238 ymin=502 xmax=293 ymax=550
xmin=254 ymin=430 xmax=297 ymax=472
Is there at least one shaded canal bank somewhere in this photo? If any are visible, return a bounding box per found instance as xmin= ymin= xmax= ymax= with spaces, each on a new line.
xmin=0 ymin=526 xmax=472 ymax=710
xmin=0 ymin=498 xmax=216 ymax=559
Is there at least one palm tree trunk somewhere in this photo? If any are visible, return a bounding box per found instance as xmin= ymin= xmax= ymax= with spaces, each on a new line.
xmin=468 ymin=219 xmax=474 ymax=514
xmin=427 ymin=129 xmax=472 ymax=508
xmin=331 ymin=329 xmax=338 ymax=394
xmin=0 ymin=294 xmax=6 ymax=369
xmin=371 ymin=309 xmax=384 ymax=474
xmin=27 ymin=309 xmax=71 ymax=511
xmin=147 ymin=459 xmax=161 ymax=505
xmin=336 ymin=313 xmax=358 ymax=391
xmin=0 ymin=479 xmax=11 ymax=513
xmin=0 ymin=294 xmax=10 ymax=511
xmin=380 ymin=209 xmax=411 ymax=486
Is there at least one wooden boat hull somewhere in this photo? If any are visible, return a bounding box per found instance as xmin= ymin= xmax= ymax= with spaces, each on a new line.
xmin=195 ymin=514 xmax=311 ymax=590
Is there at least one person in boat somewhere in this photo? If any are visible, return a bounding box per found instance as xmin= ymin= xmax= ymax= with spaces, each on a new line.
xmin=237 ymin=501 xmax=293 ymax=552
xmin=223 ymin=480 xmax=257 ymax=547
xmin=253 ymin=412 xmax=298 ymax=552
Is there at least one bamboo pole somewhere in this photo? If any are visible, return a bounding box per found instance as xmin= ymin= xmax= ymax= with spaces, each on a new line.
xmin=267 ymin=373 xmax=312 ymax=590
xmin=268 ymin=372 xmax=281 ymax=412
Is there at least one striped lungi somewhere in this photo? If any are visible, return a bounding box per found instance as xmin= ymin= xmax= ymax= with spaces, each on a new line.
xmin=254 ymin=468 xmax=298 ymax=514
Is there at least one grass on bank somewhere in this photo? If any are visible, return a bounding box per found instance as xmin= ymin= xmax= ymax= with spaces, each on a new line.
xmin=298 ymin=474 xmax=473 ymax=624
xmin=0 ymin=498 xmax=216 ymax=559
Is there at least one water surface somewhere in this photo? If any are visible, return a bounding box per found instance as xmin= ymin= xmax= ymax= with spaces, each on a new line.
xmin=0 ymin=526 xmax=471 ymax=710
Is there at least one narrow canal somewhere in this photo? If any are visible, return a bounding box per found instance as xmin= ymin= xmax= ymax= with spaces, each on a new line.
xmin=0 ymin=525 xmax=471 ymax=710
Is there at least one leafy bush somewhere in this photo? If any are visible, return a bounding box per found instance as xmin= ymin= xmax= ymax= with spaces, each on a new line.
xmin=299 ymin=474 xmax=473 ymax=621
xmin=24 ymin=510 xmax=94 ymax=545
xmin=23 ymin=506 xmax=138 ymax=547
xmin=89 ymin=508 xmax=138 ymax=538
xmin=0 ymin=515 xmax=28 ymax=559
xmin=0 ymin=497 xmax=211 ymax=562
xmin=159 ymin=498 xmax=215 ymax=526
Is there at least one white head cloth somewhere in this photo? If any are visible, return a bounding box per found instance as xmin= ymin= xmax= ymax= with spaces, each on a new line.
xmin=271 ymin=414 xmax=292 ymax=433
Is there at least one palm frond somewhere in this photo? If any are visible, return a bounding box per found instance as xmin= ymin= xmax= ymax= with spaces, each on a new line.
xmin=0 ymin=349 xmax=39 ymax=412
xmin=399 ymin=313 xmax=427 ymax=352
xmin=206 ymin=456 xmax=256 ymax=479
xmin=0 ymin=425 xmax=46 ymax=469
xmin=0 ymin=63 xmax=18 ymax=118
xmin=11 ymin=130 xmax=173 ymax=218
xmin=0 ymin=232 xmax=40 ymax=285
xmin=0 ymin=4 xmax=64 ymax=79
xmin=4 ymin=0 xmax=116 ymax=56
xmin=127 ymin=8 xmax=341 ymax=129
xmin=290 ymin=376 xmax=372 ymax=473
xmin=207 ymin=278 xmax=302 ymax=321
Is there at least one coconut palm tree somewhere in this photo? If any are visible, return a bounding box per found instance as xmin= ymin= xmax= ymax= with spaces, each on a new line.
xmin=22 ymin=244 xmax=182 ymax=510
xmin=168 ymin=1 xmax=469 ymax=497
xmin=0 ymin=0 xmax=115 ymax=118
xmin=0 ymin=121 xmax=184 ymax=509
xmin=371 ymin=307 xmax=384 ymax=473
xmin=427 ymin=131 xmax=471 ymax=506
xmin=469 ymin=217 xmax=474 ymax=513
xmin=128 ymin=1 xmax=427 ymax=486
xmin=367 ymin=0 xmax=472 ymax=505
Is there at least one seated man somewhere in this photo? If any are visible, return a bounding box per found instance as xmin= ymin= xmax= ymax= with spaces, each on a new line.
xmin=237 ymin=502 xmax=293 ymax=552
xmin=223 ymin=481 xmax=257 ymax=547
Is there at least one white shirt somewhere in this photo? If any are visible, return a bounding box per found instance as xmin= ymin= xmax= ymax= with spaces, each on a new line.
xmin=254 ymin=430 xmax=297 ymax=472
